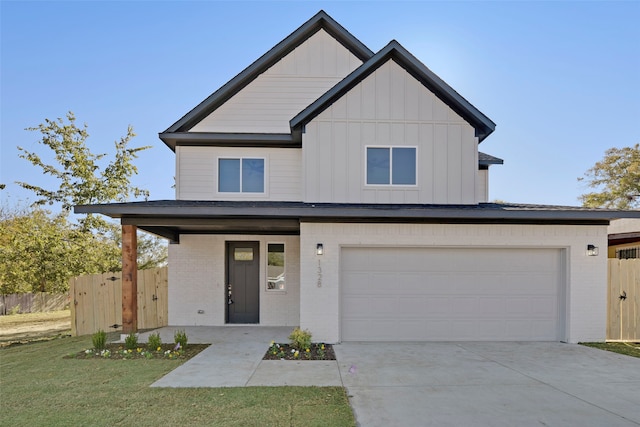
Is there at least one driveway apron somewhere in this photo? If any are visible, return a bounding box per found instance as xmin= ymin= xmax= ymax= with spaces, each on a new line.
xmin=334 ymin=342 xmax=640 ymax=427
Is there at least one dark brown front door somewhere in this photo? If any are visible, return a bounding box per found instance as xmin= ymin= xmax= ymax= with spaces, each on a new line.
xmin=226 ymin=241 xmax=259 ymax=324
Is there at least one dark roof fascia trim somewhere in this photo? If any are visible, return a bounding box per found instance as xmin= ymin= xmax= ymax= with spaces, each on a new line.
xmin=75 ymin=202 xmax=640 ymax=222
xmin=291 ymin=40 xmax=496 ymax=141
xmin=159 ymin=132 xmax=300 ymax=151
xmin=178 ymin=229 xmax=300 ymax=236
xmin=300 ymin=217 xmax=610 ymax=226
xmin=163 ymin=11 xmax=373 ymax=135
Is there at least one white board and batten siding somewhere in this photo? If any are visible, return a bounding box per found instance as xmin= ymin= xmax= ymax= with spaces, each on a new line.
xmin=477 ymin=169 xmax=489 ymax=203
xmin=303 ymin=60 xmax=479 ymax=205
xmin=190 ymin=29 xmax=363 ymax=134
xmin=176 ymin=146 xmax=302 ymax=201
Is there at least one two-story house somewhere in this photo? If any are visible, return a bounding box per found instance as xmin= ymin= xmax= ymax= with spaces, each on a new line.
xmin=77 ymin=11 xmax=639 ymax=343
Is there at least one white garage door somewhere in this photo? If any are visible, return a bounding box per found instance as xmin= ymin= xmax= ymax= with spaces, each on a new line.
xmin=341 ymin=247 xmax=564 ymax=341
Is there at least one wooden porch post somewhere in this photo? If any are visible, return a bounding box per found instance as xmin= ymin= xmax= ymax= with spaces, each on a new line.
xmin=122 ymin=224 xmax=138 ymax=333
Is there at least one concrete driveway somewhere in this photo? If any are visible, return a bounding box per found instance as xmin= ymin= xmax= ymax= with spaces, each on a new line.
xmin=334 ymin=342 xmax=640 ymax=427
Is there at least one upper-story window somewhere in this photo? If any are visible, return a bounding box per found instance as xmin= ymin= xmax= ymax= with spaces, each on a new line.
xmin=218 ymin=158 xmax=265 ymax=193
xmin=366 ymin=147 xmax=417 ymax=185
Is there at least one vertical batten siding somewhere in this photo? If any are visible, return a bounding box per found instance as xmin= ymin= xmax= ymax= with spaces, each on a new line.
xmin=303 ymin=60 xmax=478 ymax=204
xmin=477 ymin=169 xmax=489 ymax=203
xmin=190 ymin=30 xmax=363 ymax=134
xmin=176 ymin=146 xmax=301 ymax=201
xmin=168 ymin=235 xmax=300 ymax=326
xmin=299 ymin=222 xmax=608 ymax=344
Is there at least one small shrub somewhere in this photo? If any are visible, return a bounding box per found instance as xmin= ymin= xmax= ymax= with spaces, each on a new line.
xmin=8 ymin=304 xmax=21 ymax=315
xmin=124 ymin=332 xmax=138 ymax=350
xmin=174 ymin=329 xmax=188 ymax=348
xmin=289 ymin=327 xmax=312 ymax=351
xmin=147 ymin=332 xmax=162 ymax=351
xmin=92 ymin=329 xmax=107 ymax=350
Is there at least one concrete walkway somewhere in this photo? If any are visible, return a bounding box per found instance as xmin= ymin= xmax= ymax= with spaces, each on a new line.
xmin=142 ymin=326 xmax=342 ymax=388
xmin=141 ymin=328 xmax=640 ymax=426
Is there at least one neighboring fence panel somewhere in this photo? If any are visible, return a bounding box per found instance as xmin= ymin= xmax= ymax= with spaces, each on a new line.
xmin=608 ymin=259 xmax=640 ymax=341
xmin=0 ymin=293 xmax=69 ymax=315
xmin=70 ymin=267 xmax=168 ymax=336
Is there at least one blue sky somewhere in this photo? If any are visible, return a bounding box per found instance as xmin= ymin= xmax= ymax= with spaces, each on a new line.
xmin=2 ymin=1 xmax=639 ymax=210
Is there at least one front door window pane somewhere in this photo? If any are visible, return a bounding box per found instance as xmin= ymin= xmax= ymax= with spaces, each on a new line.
xmin=234 ymin=248 xmax=254 ymax=261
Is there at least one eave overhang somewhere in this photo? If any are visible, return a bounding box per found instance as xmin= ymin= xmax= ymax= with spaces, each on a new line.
xmin=608 ymin=231 xmax=640 ymax=246
xmin=159 ymin=132 xmax=301 ymax=151
xmin=478 ymin=152 xmax=504 ymax=166
xmin=75 ymin=201 xmax=640 ymax=243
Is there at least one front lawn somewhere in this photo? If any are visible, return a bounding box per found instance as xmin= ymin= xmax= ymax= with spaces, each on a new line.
xmin=580 ymin=342 xmax=640 ymax=358
xmin=0 ymin=335 xmax=355 ymax=426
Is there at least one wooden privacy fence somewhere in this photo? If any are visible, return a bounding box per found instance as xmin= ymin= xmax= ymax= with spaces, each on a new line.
xmin=608 ymin=259 xmax=640 ymax=341
xmin=70 ymin=267 xmax=168 ymax=336
xmin=0 ymin=292 xmax=69 ymax=315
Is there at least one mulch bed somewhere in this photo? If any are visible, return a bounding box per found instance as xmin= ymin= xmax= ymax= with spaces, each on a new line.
xmin=65 ymin=343 xmax=209 ymax=360
xmin=263 ymin=343 xmax=335 ymax=361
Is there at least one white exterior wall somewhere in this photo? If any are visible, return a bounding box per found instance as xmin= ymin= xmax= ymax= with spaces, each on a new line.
xmin=477 ymin=169 xmax=489 ymax=203
xmin=175 ymin=146 xmax=301 ymax=201
xmin=299 ymin=222 xmax=608 ymax=343
xmin=302 ymin=60 xmax=478 ymax=204
xmin=168 ymin=234 xmax=300 ymax=326
xmin=190 ymin=30 xmax=362 ymax=134
xmin=608 ymin=218 xmax=640 ymax=234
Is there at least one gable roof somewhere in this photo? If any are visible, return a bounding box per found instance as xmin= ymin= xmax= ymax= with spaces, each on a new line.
xmin=161 ymin=10 xmax=373 ymax=137
xmin=291 ymin=40 xmax=496 ymax=142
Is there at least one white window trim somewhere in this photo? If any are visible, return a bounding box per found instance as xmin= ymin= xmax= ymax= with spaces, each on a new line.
xmin=215 ymin=156 xmax=269 ymax=197
xmin=364 ymin=145 xmax=418 ymax=187
xmin=266 ymin=242 xmax=286 ymax=292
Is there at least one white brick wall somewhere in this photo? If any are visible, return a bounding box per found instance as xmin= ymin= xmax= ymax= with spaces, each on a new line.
xmin=299 ymin=222 xmax=608 ymax=343
xmin=168 ymin=234 xmax=300 ymax=326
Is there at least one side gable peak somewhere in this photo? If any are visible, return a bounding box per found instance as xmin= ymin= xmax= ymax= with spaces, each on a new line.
xmin=161 ymin=10 xmax=373 ymax=138
xmin=291 ymin=39 xmax=496 ymax=142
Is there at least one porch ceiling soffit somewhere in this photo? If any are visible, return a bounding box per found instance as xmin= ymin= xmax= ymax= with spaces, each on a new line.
xmin=126 ymin=218 xmax=301 ymax=244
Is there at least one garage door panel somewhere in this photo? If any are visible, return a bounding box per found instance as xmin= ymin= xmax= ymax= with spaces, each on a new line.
xmin=341 ymin=247 xmax=564 ymax=341
xmin=478 ymin=297 xmax=506 ymax=315
xmin=424 ymin=297 xmax=454 ymax=314
xmin=342 ymin=296 xmax=395 ymax=317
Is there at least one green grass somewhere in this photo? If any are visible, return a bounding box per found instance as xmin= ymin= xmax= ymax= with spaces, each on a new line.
xmin=580 ymin=342 xmax=640 ymax=358
xmin=0 ymin=335 xmax=355 ymax=426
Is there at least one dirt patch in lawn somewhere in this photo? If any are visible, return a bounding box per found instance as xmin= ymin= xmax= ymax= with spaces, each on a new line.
xmin=0 ymin=310 xmax=71 ymax=347
xmin=263 ymin=342 xmax=335 ymax=361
